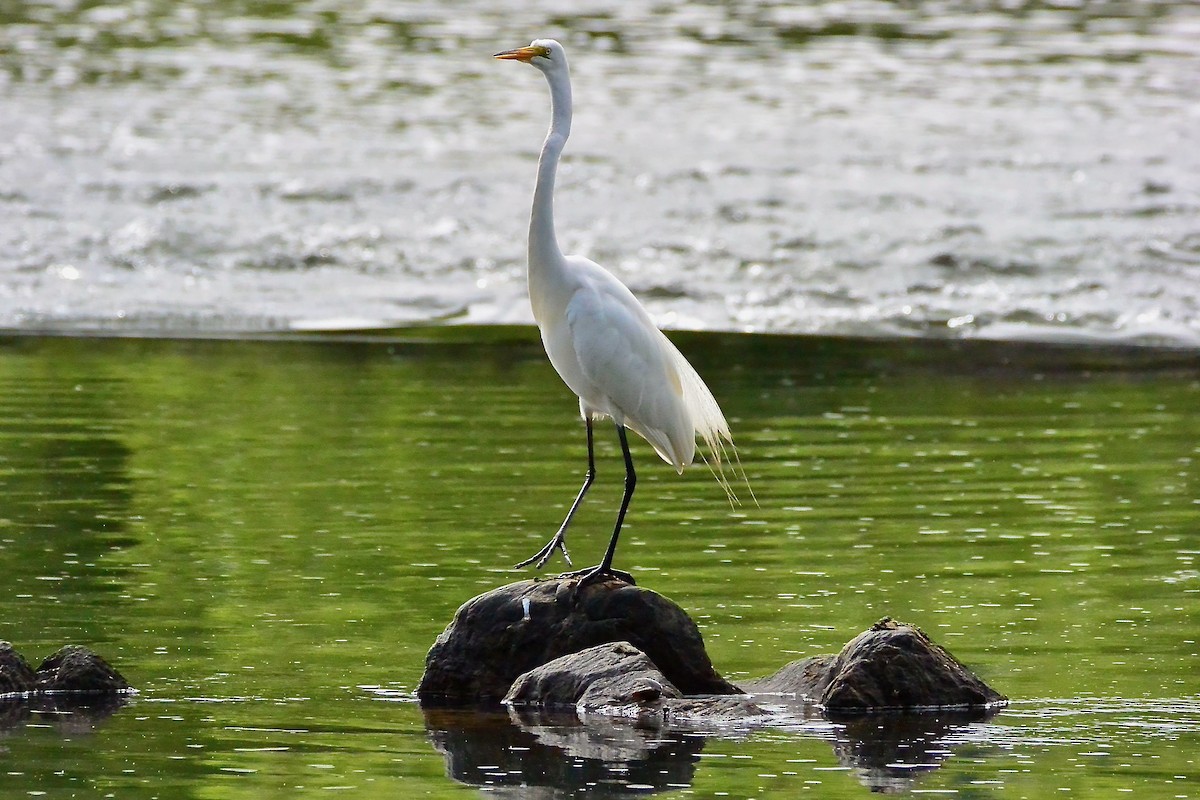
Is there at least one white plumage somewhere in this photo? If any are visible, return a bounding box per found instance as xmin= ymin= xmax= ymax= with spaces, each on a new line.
xmin=495 ymin=38 xmax=741 ymax=584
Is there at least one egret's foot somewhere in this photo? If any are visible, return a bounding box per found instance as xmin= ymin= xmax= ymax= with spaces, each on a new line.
xmin=562 ymin=564 xmax=636 ymax=588
xmin=515 ymin=531 xmax=572 ymax=571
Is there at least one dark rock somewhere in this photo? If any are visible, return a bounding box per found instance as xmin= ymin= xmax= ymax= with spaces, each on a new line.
xmin=418 ymin=577 xmax=740 ymax=704
xmin=0 ymin=642 xmax=37 ymax=696
xmin=506 ymin=641 xmax=683 ymax=709
xmin=505 ymin=641 xmax=773 ymax=728
xmin=743 ymin=653 xmax=837 ymax=700
xmin=419 ymin=577 xmax=1005 ymax=719
xmin=35 ymin=645 xmax=132 ymax=694
xmin=659 ymin=695 xmax=772 ymax=727
xmin=419 ymin=596 xmax=1008 ymax=793
xmin=746 ymin=617 xmax=1006 ymax=711
xmin=2 ymin=643 xmax=132 ymax=733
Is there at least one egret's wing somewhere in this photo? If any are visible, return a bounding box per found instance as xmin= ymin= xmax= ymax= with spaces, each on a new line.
xmin=656 ymin=330 xmax=743 ymax=502
xmin=561 ymin=259 xmax=751 ymax=505
xmin=658 ymin=330 xmax=730 ymax=445
xmin=564 ymin=272 xmax=692 ymax=470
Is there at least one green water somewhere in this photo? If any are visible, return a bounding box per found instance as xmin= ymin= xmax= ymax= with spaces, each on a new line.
xmin=1 ymin=330 xmax=1197 ymax=797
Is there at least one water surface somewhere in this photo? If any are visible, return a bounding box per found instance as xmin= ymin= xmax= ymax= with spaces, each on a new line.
xmin=1 ymin=1 xmax=1198 ymax=343
xmin=1 ymin=330 xmax=1196 ymax=796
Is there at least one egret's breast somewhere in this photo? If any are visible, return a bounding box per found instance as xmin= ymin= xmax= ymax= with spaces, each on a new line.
xmin=536 ymin=304 xmax=610 ymax=419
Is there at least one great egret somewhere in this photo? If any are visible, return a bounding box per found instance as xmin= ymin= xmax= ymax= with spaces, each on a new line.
xmin=495 ymin=39 xmax=741 ymax=586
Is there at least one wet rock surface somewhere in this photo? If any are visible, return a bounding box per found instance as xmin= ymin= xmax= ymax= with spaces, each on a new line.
xmin=745 ymin=617 xmax=1007 ymax=711
xmin=1 ymin=642 xmax=133 ymax=698
xmin=1 ymin=643 xmax=134 ymax=735
xmin=505 ymin=641 xmax=683 ymax=709
xmin=0 ymin=642 xmax=37 ymax=695
xmin=418 ymin=580 xmax=1008 ymax=794
xmin=420 ymin=580 xmax=1005 ymax=723
xmin=417 ymin=576 xmax=740 ymax=704
xmin=504 ymin=641 xmax=772 ymax=724
xmin=35 ymin=645 xmax=133 ymax=694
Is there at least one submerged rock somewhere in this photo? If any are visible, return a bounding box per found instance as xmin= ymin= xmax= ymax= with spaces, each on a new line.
xmin=417 ymin=576 xmax=740 ymax=704
xmin=746 ymin=617 xmax=1006 ymax=711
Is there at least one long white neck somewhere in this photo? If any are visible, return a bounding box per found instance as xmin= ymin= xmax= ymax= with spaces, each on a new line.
xmin=528 ymin=68 xmax=572 ymax=278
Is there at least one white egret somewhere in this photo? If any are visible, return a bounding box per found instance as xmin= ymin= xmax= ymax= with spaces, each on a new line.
xmin=495 ymin=39 xmax=742 ymax=586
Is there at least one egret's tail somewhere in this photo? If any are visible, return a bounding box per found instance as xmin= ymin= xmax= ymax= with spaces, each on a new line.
xmin=697 ymin=423 xmax=757 ymax=508
xmin=662 ymin=334 xmax=757 ymax=507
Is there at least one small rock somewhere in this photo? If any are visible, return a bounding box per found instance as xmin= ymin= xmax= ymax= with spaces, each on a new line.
xmin=505 ymin=641 xmax=772 ymax=727
xmin=418 ymin=577 xmax=739 ymax=704
xmin=0 ymin=642 xmax=37 ymax=696
xmin=35 ymin=645 xmax=132 ymax=694
xmin=505 ymin=641 xmax=682 ymax=710
xmin=747 ymin=618 xmax=1006 ymax=712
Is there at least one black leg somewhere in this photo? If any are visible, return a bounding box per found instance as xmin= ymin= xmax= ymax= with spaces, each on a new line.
xmin=576 ymin=423 xmax=636 ymax=587
xmin=516 ymin=418 xmax=595 ymax=570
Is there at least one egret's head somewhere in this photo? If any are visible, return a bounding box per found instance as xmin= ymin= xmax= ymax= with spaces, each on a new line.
xmin=494 ymin=38 xmax=567 ymax=75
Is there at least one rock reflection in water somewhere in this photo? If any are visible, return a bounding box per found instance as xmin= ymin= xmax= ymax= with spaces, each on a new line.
xmin=425 ymin=701 xmax=1001 ymax=794
xmin=423 ymin=706 xmax=703 ymax=795
xmin=827 ymin=710 xmax=1000 ymax=794
xmin=0 ymin=695 xmax=131 ymax=738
